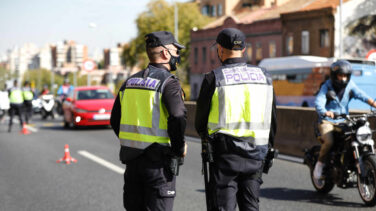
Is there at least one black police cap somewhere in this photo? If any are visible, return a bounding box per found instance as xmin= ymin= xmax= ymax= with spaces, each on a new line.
xmin=215 ymin=28 xmax=245 ymax=50
xmin=145 ymin=31 xmax=185 ymax=49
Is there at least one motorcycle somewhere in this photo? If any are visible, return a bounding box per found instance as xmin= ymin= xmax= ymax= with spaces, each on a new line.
xmin=55 ymin=94 xmax=66 ymax=116
xmin=0 ymin=91 xmax=10 ymax=120
xmin=40 ymin=94 xmax=55 ymax=119
xmin=304 ymin=111 xmax=376 ymax=206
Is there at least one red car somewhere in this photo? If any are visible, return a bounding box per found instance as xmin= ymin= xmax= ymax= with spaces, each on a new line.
xmin=62 ymin=86 xmax=115 ymax=128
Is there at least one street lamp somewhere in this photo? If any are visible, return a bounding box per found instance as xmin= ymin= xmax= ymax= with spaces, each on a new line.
xmin=173 ymin=0 xmax=178 ymax=41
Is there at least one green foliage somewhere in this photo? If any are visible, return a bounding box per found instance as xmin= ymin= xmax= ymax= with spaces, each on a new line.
xmin=22 ymin=69 xmax=92 ymax=95
xmin=22 ymin=69 xmax=63 ymax=93
xmin=122 ymin=0 xmax=212 ymax=82
xmin=0 ymin=67 xmax=13 ymax=90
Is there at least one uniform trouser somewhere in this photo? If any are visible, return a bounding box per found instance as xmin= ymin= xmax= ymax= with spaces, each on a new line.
xmin=23 ymin=100 xmax=33 ymax=124
xmin=8 ymin=103 xmax=24 ymax=130
xmin=209 ymin=153 xmax=263 ymax=211
xmin=123 ymin=150 xmax=176 ymax=211
xmin=318 ymin=120 xmax=336 ymax=162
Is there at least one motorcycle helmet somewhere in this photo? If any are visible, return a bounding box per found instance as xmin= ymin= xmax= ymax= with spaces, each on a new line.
xmin=330 ymin=60 xmax=352 ymax=89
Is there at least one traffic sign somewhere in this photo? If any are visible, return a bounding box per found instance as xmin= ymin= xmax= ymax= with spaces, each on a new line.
xmin=83 ymin=59 xmax=96 ymax=72
xmin=366 ymin=49 xmax=376 ymax=61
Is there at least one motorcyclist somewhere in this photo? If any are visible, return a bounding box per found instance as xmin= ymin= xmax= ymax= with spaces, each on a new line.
xmin=41 ymin=84 xmax=50 ymax=95
xmin=57 ymin=78 xmax=74 ymax=98
xmin=56 ymin=79 xmax=74 ymax=115
xmin=314 ymin=60 xmax=376 ymax=180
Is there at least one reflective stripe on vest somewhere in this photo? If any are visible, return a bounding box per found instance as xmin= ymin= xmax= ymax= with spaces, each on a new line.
xmin=118 ymin=76 xmax=170 ymax=150
xmin=208 ymin=65 xmax=273 ymax=146
xmin=23 ymin=90 xmax=33 ymax=100
xmin=9 ymin=89 xmax=24 ymax=104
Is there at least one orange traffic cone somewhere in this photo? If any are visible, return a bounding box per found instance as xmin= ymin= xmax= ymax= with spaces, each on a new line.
xmin=21 ymin=123 xmax=31 ymax=135
xmin=57 ymin=144 xmax=77 ymax=164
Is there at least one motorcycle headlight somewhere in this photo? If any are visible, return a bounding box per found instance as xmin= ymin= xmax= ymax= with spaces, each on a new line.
xmin=356 ymin=125 xmax=372 ymax=143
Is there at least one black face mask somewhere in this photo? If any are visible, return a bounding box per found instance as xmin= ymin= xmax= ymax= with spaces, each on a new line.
xmin=167 ymin=50 xmax=181 ymax=71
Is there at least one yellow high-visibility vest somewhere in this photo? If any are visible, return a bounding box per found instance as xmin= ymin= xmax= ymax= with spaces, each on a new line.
xmin=208 ymin=65 xmax=273 ymax=146
xmin=118 ymin=68 xmax=173 ymax=150
xmin=9 ymin=88 xmax=24 ymax=104
xmin=23 ymin=89 xmax=33 ymax=101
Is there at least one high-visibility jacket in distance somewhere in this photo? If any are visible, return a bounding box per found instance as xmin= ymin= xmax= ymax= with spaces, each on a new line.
xmin=23 ymin=88 xmax=34 ymax=101
xmin=9 ymin=88 xmax=24 ymax=104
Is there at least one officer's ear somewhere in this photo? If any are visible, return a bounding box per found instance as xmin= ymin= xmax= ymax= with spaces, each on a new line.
xmin=161 ymin=48 xmax=170 ymax=60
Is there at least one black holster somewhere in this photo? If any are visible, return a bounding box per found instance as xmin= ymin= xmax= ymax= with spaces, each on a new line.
xmin=169 ymin=156 xmax=184 ymax=176
xmin=263 ymin=148 xmax=278 ymax=174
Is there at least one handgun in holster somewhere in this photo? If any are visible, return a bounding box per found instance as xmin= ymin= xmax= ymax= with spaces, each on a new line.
xmin=201 ymin=135 xmax=214 ymax=211
xmin=201 ymin=136 xmax=214 ymax=163
xmin=169 ymin=156 xmax=184 ymax=176
xmin=263 ymin=148 xmax=279 ymax=174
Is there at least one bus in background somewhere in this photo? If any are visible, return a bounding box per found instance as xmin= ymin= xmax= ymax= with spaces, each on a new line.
xmin=259 ymin=56 xmax=376 ymax=110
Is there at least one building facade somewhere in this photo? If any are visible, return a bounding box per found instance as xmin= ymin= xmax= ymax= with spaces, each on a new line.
xmin=190 ymin=0 xmax=312 ymax=100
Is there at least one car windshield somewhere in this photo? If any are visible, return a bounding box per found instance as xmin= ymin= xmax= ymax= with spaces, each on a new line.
xmin=76 ymin=89 xmax=114 ymax=100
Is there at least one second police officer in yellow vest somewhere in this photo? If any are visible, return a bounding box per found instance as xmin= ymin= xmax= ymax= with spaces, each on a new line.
xmin=8 ymin=80 xmax=25 ymax=132
xmin=110 ymin=31 xmax=187 ymax=211
xmin=22 ymin=81 xmax=34 ymax=125
xmin=195 ymin=28 xmax=277 ymax=211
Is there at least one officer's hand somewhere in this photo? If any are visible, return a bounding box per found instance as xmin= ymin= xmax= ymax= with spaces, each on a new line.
xmin=182 ymin=143 xmax=187 ymax=157
xmin=325 ymin=111 xmax=335 ymax=118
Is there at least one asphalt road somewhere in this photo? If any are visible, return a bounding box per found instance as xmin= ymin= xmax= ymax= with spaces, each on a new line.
xmin=0 ymin=115 xmax=375 ymax=211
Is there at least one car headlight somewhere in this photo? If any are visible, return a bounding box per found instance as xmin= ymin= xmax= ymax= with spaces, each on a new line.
xmin=356 ymin=125 xmax=372 ymax=143
xmin=75 ymin=108 xmax=88 ymax=113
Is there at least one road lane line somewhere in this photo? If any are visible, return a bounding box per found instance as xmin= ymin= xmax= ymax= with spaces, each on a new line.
xmin=25 ymin=125 xmax=38 ymax=132
xmin=78 ymin=150 xmax=125 ymax=174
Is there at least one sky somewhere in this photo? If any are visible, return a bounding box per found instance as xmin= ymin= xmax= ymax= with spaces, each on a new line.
xmin=0 ymin=0 xmax=189 ymax=56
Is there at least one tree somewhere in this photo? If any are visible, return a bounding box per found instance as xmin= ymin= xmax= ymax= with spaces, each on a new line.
xmin=122 ymin=0 xmax=212 ymax=82
xmin=0 ymin=67 xmax=14 ymax=90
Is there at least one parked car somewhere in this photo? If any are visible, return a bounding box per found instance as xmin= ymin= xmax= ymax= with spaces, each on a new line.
xmin=62 ymin=86 xmax=115 ymax=128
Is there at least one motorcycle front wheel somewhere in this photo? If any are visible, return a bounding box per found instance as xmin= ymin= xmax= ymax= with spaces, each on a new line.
xmin=309 ymin=146 xmax=334 ymax=194
xmin=358 ymin=155 xmax=376 ymax=206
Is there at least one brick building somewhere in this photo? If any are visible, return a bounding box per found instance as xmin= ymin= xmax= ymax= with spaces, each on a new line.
xmin=280 ymin=0 xmax=350 ymax=57
xmin=189 ymin=0 xmax=313 ymax=100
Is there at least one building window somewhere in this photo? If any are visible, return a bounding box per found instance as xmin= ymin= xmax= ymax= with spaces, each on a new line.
xmin=210 ymin=45 xmax=216 ymax=64
xmin=269 ymin=41 xmax=276 ymax=58
xmin=201 ymin=5 xmax=209 ymax=16
xmin=246 ymin=43 xmax=252 ymax=63
xmin=256 ymin=42 xmax=262 ymax=63
xmin=286 ymin=34 xmax=293 ymax=55
xmin=211 ymin=5 xmax=216 ymax=17
xmin=301 ymin=30 xmax=309 ymax=54
xmin=320 ymin=29 xmax=329 ymax=48
xmin=202 ymin=47 xmax=207 ymax=64
xmin=194 ymin=47 xmax=198 ymax=65
xmin=217 ymin=4 xmax=223 ymax=16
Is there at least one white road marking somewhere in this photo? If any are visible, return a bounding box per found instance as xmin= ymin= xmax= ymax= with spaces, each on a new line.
xmin=25 ymin=125 xmax=38 ymax=132
xmin=77 ymin=150 xmax=125 ymax=174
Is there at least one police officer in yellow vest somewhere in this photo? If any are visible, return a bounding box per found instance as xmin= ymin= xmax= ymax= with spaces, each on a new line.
xmin=195 ymin=28 xmax=277 ymax=211
xmin=22 ymin=81 xmax=34 ymax=124
xmin=110 ymin=31 xmax=187 ymax=211
xmin=8 ymin=80 xmax=25 ymax=132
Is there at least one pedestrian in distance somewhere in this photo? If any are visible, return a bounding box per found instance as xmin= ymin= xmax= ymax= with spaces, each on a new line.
xmin=110 ymin=31 xmax=187 ymax=211
xmin=22 ymin=81 xmax=34 ymax=124
xmin=195 ymin=28 xmax=277 ymax=211
xmin=8 ymin=80 xmax=25 ymax=132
